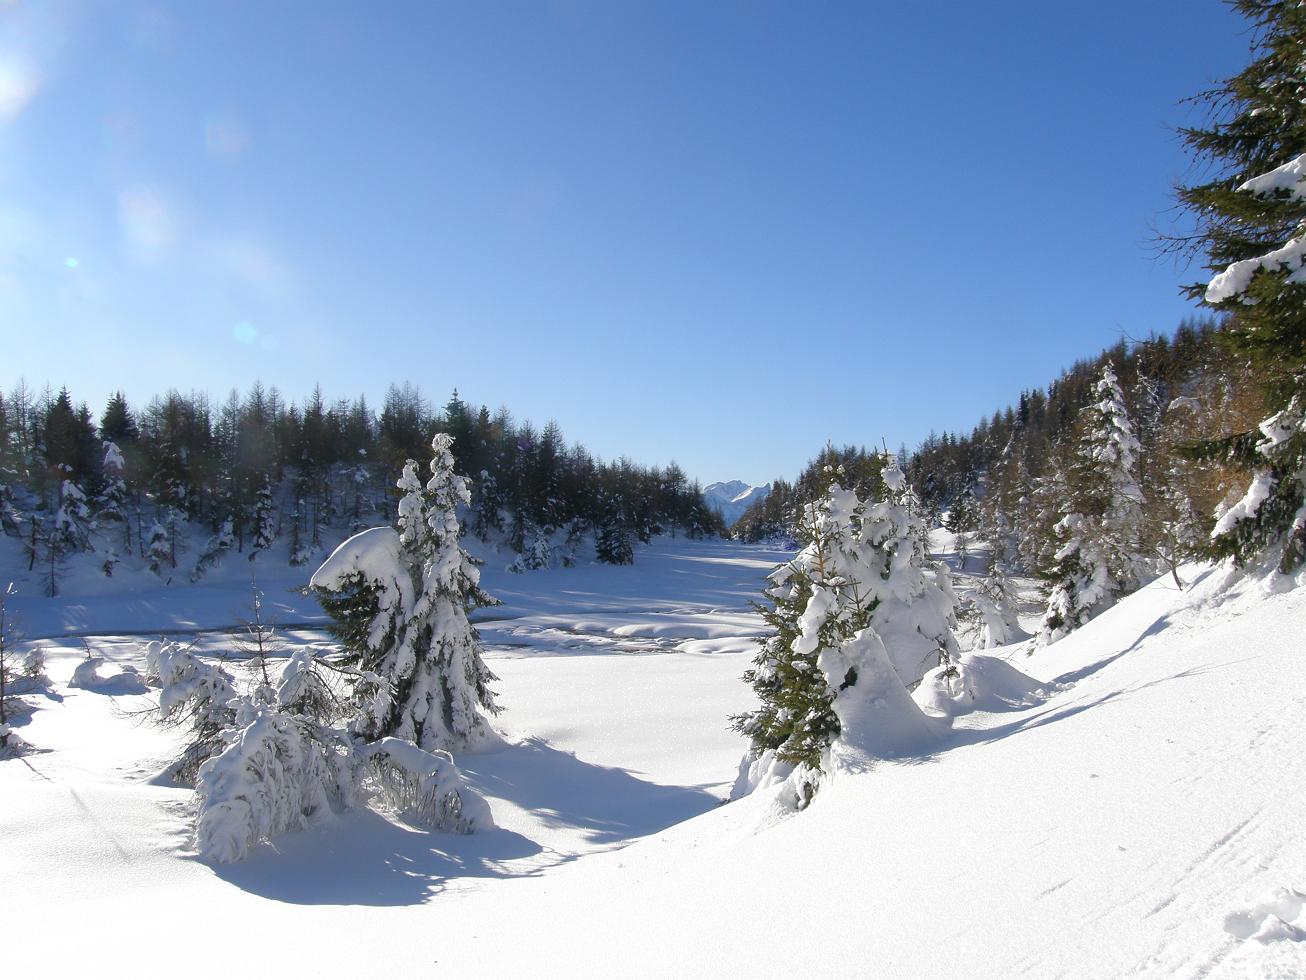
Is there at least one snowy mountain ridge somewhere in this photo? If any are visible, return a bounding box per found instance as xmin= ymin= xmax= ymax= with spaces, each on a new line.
xmin=703 ymin=480 xmax=770 ymax=528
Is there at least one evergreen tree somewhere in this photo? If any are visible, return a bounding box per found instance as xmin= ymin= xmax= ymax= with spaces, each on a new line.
xmin=1176 ymin=0 xmax=1306 ymax=574
xmin=966 ymin=555 xmax=1027 ymax=649
xmin=250 ymin=478 xmax=276 ymax=557
xmin=53 ymin=479 xmax=93 ymax=555
xmin=595 ymin=512 xmax=634 ymax=565
xmin=95 ymin=441 xmax=131 ymax=553
xmin=1038 ymin=367 xmax=1151 ymax=645
xmin=99 ymin=391 xmax=139 ymax=446
xmin=864 ymin=462 xmax=961 ymax=683
xmin=312 ymin=434 xmax=501 ymax=752
xmin=146 ymin=521 xmax=171 ymax=578
xmin=731 ymin=486 xmax=873 ymax=801
xmin=190 ymin=518 xmax=235 ymax=583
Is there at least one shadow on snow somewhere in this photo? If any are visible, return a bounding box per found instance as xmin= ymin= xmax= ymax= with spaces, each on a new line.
xmin=209 ymin=736 xmax=720 ymax=908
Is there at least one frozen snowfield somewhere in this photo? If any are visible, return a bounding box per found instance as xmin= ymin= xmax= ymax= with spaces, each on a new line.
xmin=2 ymin=538 xmax=1304 ymax=978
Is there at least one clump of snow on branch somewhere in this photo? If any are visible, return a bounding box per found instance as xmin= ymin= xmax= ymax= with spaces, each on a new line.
xmin=1206 ymin=152 xmax=1306 ymax=304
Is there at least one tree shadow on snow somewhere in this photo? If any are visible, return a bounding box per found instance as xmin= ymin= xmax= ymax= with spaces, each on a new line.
xmin=459 ymin=737 xmax=721 ymax=845
xmin=209 ymin=736 xmax=720 ymax=908
xmin=209 ymin=807 xmax=546 ymax=907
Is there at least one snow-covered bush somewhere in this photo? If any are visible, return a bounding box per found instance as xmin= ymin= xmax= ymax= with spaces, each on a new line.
xmin=146 ymin=640 xmax=240 ymax=782
xmin=69 ymin=655 xmax=106 ymax=689
xmin=150 ymin=632 xmax=495 ymax=863
xmin=362 ymin=737 xmax=494 ymax=834
xmin=195 ymin=701 xmax=354 ymax=863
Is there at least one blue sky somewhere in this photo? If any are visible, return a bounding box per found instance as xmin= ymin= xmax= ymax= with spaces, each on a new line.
xmin=1 ymin=1 xmax=1250 ymax=486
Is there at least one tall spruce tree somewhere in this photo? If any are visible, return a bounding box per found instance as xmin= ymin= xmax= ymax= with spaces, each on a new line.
xmin=311 ymin=434 xmax=501 ymax=752
xmin=1038 ymin=367 xmax=1150 ymax=644
xmin=1177 ymin=0 xmax=1306 ymax=573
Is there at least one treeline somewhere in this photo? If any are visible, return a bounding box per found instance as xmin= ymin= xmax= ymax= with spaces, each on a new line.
xmin=0 ymin=381 xmax=724 ymax=593
xmin=734 ymin=316 xmax=1256 ymax=570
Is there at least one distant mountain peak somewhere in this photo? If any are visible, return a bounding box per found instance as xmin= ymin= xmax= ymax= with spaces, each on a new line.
xmin=703 ymin=481 xmax=770 ymax=528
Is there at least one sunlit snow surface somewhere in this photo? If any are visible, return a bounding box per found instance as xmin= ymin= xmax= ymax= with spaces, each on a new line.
xmin=3 ymin=538 xmax=1304 ymax=978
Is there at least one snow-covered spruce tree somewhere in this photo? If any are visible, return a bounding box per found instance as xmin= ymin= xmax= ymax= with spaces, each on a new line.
xmin=0 ymin=479 xmax=20 ymax=538
xmin=0 ymin=583 xmax=21 ymax=751
xmin=1038 ymin=367 xmax=1151 ymax=645
xmin=311 ymin=434 xmax=501 ymax=752
xmin=860 ymin=461 xmax=961 ymax=687
xmin=288 ymin=498 xmax=315 ymax=566
xmin=595 ymin=510 xmax=634 ymax=565
xmin=1175 ymin=0 xmax=1306 ymax=576
xmin=966 ymin=554 xmax=1028 ymax=649
xmin=508 ymin=523 xmax=552 ymax=573
xmin=190 ymin=518 xmax=234 ymax=583
xmin=146 ymin=520 xmax=171 ymax=578
xmin=54 ymin=479 xmax=93 ymax=555
xmin=95 ymin=441 xmax=131 ymax=553
xmin=731 ymin=487 xmax=871 ymax=805
xmin=249 ymin=478 xmax=276 ymax=558
xmin=732 ymin=469 xmax=950 ymax=807
xmin=943 ymin=483 xmax=980 ymax=572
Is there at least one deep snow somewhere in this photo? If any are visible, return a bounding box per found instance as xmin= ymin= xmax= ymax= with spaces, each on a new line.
xmin=2 ymin=537 xmax=1303 ymax=978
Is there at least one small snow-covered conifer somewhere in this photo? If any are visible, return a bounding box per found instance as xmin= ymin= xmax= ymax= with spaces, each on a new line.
xmin=250 ymin=479 xmax=276 ymax=557
xmin=861 ymin=462 xmax=961 ymax=687
xmin=190 ymin=518 xmax=235 ymax=583
xmin=595 ymin=512 xmax=634 ymax=565
xmin=95 ymin=441 xmax=131 ymax=551
xmin=509 ymin=523 xmax=552 ymax=573
xmin=146 ymin=521 xmax=171 ymax=578
xmin=54 ymin=479 xmax=93 ymax=554
xmin=147 ymin=641 xmax=241 ymax=782
xmin=967 ymin=556 xmax=1027 ymax=649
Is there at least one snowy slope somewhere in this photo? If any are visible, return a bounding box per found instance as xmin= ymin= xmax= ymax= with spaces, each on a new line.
xmin=703 ymin=480 xmax=770 ymax=527
xmin=2 ymin=542 xmax=1304 ymax=978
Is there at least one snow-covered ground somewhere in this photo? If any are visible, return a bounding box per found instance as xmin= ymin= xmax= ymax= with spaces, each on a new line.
xmin=3 ymin=537 xmax=1304 ymax=978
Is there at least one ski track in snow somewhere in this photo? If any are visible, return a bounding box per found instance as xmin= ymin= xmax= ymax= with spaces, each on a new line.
xmin=2 ymin=538 xmax=1304 ymax=978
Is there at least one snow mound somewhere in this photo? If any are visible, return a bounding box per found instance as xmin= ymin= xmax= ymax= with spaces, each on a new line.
xmin=68 ymin=657 xmax=149 ymax=694
xmin=1224 ymin=887 xmax=1306 ymax=943
xmin=913 ymin=653 xmax=1053 ymax=720
xmin=820 ymin=628 xmax=944 ymax=772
